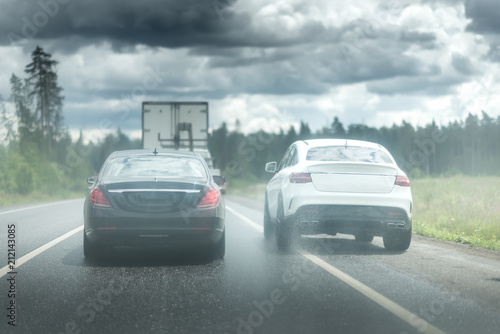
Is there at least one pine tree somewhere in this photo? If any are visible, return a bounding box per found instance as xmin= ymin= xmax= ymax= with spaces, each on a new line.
xmin=24 ymin=46 xmax=65 ymax=159
xmin=331 ymin=117 xmax=346 ymax=138
xmin=10 ymin=74 xmax=36 ymax=146
xmin=299 ymin=121 xmax=312 ymax=139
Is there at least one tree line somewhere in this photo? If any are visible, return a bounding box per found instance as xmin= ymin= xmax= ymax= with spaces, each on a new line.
xmin=209 ymin=113 xmax=500 ymax=182
xmin=1 ymin=46 xmax=500 ymax=197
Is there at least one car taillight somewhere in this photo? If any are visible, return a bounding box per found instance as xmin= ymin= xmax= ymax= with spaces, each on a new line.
xmin=289 ymin=173 xmax=312 ymax=183
xmin=90 ymin=188 xmax=112 ymax=208
xmin=197 ymin=188 xmax=220 ymax=208
xmin=395 ymin=175 xmax=410 ymax=187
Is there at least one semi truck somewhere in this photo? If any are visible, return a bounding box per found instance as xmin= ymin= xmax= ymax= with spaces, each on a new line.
xmin=141 ymin=101 xmax=221 ymax=177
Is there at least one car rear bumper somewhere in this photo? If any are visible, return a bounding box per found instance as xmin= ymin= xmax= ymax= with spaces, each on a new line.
xmin=285 ymin=204 xmax=411 ymax=236
xmin=85 ymin=216 xmax=224 ymax=247
xmin=283 ymin=184 xmax=412 ymax=219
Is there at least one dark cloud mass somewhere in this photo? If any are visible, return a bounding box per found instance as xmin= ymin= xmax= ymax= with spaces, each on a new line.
xmin=465 ymin=0 xmax=500 ymax=34
xmin=0 ymin=0 xmax=484 ymax=120
xmin=1 ymin=0 xmax=230 ymax=48
xmin=487 ymin=43 xmax=500 ymax=62
xmin=464 ymin=0 xmax=500 ymax=63
xmin=451 ymin=52 xmax=477 ymax=75
xmin=366 ymin=74 xmax=463 ymax=96
xmin=0 ymin=0 xmax=330 ymax=50
xmin=399 ymin=31 xmax=438 ymax=50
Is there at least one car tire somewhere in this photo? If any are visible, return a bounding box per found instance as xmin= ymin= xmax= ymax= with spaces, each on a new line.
xmin=383 ymin=227 xmax=412 ymax=251
xmin=83 ymin=232 xmax=102 ymax=259
xmin=212 ymin=230 xmax=225 ymax=260
xmin=355 ymin=233 xmax=374 ymax=243
xmin=275 ymin=200 xmax=292 ymax=250
xmin=263 ymin=196 xmax=275 ymax=239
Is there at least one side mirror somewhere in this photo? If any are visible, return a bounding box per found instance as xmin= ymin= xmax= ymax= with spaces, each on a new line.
xmin=87 ymin=175 xmax=97 ymax=185
xmin=213 ymin=175 xmax=225 ymax=186
xmin=265 ymin=162 xmax=277 ymax=173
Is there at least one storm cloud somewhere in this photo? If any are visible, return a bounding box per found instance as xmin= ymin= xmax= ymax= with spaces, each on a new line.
xmin=1 ymin=0 xmax=328 ymax=50
xmin=465 ymin=0 xmax=500 ymax=62
xmin=0 ymin=0 xmax=498 ymax=137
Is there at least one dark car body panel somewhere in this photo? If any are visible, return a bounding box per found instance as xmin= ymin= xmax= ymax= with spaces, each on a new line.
xmin=83 ymin=149 xmax=225 ymax=250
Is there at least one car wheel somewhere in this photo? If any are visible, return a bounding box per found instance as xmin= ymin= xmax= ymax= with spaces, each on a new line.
xmin=83 ymin=232 xmax=102 ymax=259
xmin=355 ymin=233 xmax=374 ymax=243
xmin=275 ymin=201 xmax=292 ymax=250
xmin=263 ymin=197 xmax=275 ymax=239
xmin=383 ymin=227 xmax=412 ymax=251
xmin=212 ymin=229 xmax=225 ymax=260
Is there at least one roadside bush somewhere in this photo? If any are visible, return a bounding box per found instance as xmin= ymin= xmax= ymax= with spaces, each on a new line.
xmin=15 ymin=162 xmax=34 ymax=195
xmin=409 ymin=167 xmax=425 ymax=179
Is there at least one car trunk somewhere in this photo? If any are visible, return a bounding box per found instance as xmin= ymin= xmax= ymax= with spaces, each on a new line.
xmin=102 ymin=177 xmax=206 ymax=213
xmin=307 ymin=162 xmax=397 ymax=193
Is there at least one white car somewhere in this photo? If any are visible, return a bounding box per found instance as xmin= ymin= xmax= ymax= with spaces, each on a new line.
xmin=264 ymin=139 xmax=413 ymax=251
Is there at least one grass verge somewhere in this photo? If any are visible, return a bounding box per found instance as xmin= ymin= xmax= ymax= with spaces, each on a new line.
xmin=412 ymin=176 xmax=500 ymax=251
xmin=0 ymin=190 xmax=84 ymax=207
xmin=226 ymin=178 xmax=267 ymax=201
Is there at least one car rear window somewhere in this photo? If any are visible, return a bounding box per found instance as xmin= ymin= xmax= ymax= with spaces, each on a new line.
xmin=306 ymin=146 xmax=393 ymax=164
xmin=102 ymin=156 xmax=207 ymax=178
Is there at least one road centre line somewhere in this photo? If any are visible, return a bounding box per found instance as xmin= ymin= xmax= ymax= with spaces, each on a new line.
xmin=0 ymin=226 xmax=83 ymax=279
xmin=0 ymin=199 xmax=82 ymax=216
xmin=226 ymin=205 xmax=264 ymax=232
xmin=229 ymin=204 xmax=446 ymax=334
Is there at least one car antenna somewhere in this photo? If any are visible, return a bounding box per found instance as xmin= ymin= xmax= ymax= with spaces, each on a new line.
xmin=153 ymin=148 xmax=158 ymax=156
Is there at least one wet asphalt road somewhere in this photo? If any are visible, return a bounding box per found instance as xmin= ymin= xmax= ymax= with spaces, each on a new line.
xmin=0 ymin=196 xmax=499 ymax=334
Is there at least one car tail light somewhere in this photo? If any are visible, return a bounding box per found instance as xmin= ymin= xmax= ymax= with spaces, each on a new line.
xmin=197 ymin=188 xmax=220 ymax=209
xmin=289 ymin=173 xmax=312 ymax=183
xmin=90 ymin=187 xmax=112 ymax=208
xmin=395 ymin=175 xmax=410 ymax=187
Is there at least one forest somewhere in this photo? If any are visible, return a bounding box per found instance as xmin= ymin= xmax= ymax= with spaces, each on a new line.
xmin=209 ymin=112 xmax=500 ymax=184
xmin=1 ymin=46 xmax=500 ymax=199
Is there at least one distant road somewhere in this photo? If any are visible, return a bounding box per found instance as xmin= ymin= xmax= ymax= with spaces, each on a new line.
xmin=1 ymin=196 xmax=499 ymax=334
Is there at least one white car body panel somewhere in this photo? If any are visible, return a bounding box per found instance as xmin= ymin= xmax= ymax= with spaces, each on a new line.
xmin=308 ymin=162 xmax=398 ymax=193
xmin=281 ymin=182 xmax=412 ymax=218
xmin=265 ymin=139 xmax=413 ymax=224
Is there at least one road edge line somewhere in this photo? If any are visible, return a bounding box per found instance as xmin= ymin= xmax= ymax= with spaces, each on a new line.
xmin=0 ymin=225 xmax=83 ymax=278
xmin=229 ymin=206 xmax=447 ymax=334
xmin=300 ymin=250 xmax=446 ymax=334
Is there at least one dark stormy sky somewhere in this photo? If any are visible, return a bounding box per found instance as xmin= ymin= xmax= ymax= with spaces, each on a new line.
xmin=0 ymin=0 xmax=499 ymax=140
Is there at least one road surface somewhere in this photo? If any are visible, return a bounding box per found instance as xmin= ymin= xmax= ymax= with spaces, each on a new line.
xmin=0 ymin=195 xmax=499 ymax=334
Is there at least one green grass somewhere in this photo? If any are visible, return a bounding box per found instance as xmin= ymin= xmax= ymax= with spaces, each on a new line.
xmin=227 ymin=175 xmax=500 ymax=251
xmin=225 ymin=177 xmax=267 ymax=201
xmin=412 ymin=176 xmax=500 ymax=251
xmin=0 ymin=190 xmax=84 ymax=207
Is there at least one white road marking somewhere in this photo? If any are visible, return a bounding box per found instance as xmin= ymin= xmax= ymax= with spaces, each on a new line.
xmin=0 ymin=225 xmax=83 ymax=278
xmin=301 ymin=251 xmax=446 ymax=334
xmin=226 ymin=205 xmax=264 ymax=232
xmin=230 ymin=204 xmax=446 ymax=334
xmin=0 ymin=198 xmax=82 ymax=216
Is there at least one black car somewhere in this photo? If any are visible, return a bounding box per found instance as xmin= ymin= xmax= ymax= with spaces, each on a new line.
xmin=83 ymin=149 xmax=225 ymax=259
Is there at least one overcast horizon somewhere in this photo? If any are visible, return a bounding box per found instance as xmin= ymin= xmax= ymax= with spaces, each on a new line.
xmin=1 ymin=0 xmax=499 ymax=141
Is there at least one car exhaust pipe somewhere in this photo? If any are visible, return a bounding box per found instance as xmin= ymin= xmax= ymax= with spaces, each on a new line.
xmin=387 ymin=222 xmax=406 ymax=229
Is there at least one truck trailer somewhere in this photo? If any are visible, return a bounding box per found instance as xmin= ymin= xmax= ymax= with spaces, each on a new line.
xmin=141 ymin=101 xmax=222 ymax=178
xmin=142 ymin=101 xmax=209 ymax=150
